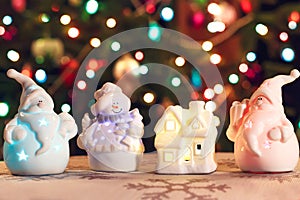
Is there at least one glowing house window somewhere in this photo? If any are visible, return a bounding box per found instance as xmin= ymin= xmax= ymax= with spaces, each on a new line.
xmin=183 ymin=148 xmax=191 ymax=162
xmin=164 ymin=152 xmax=174 ymax=162
xmin=165 ymin=120 xmax=176 ymax=131
xmin=195 ymin=143 xmax=202 ymax=155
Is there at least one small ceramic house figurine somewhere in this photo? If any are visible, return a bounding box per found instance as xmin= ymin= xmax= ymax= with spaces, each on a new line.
xmin=154 ymin=101 xmax=220 ymax=174
xmin=3 ymin=69 xmax=78 ymax=175
xmin=77 ymin=82 xmax=144 ymax=172
xmin=226 ymin=69 xmax=300 ymax=173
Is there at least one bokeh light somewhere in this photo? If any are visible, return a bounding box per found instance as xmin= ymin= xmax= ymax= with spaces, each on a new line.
xmin=86 ymin=69 xmax=95 ymax=79
xmin=35 ymin=69 xmax=47 ymax=83
xmin=279 ymin=32 xmax=289 ymax=42
xmin=77 ymin=80 xmax=87 ymax=90
xmin=111 ymin=41 xmax=121 ymax=51
xmin=175 ymin=56 xmax=185 ymax=67
xmin=171 ymin=77 xmax=181 ymax=87
xmin=135 ymin=51 xmax=144 ymax=61
xmin=210 ymin=53 xmax=222 ymax=64
xmin=90 ymin=37 xmax=101 ymax=48
xmin=7 ymin=50 xmax=20 ymax=62
xmin=143 ymin=92 xmax=155 ymax=104
xmin=255 ymin=23 xmax=268 ymax=36
xmin=0 ymin=102 xmax=9 ymax=117
xmin=207 ymin=21 xmax=226 ymax=33
xmin=160 ymin=7 xmax=174 ymax=22
xmin=3 ymin=15 xmax=13 ymax=25
xmin=85 ymin=0 xmax=99 ymax=14
xmin=281 ymin=47 xmax=295 ymax=62
xmin=214 ymin=84 xmax=224 ymax=94
xmin=239 ymin=63 xmax=249 ymax=73
xmin=207 ymin=3 xmax=221 ymax=16
xmin=288 ymin=21 xmax=297 ymax=30
xmin=61 ymin=103 xmax=71 ymax=113
xmin=246 ymin=51 xmax=256 ymax=62
xmin=68 ymin=27 xmax=80 ymax=38
xmin=0 ymin=26 xmax=5 ymax=36
xmin=40 ymin=13 xmax=50 ymax=23
xmin=106 ymin=18 xmax=117 ymax=28
xmin=60 ymin=14 xmax=71 ymax=25
xmin=202 ymin=41 xmax=213 ymax=51
xmin=139 ymin=65 xmax=148 ymax=75
xmin=228 ymin=73 xmax=239 ymax=84
xmin=204 ymin=88 xmax=215 ymax=99
xmin=205 ymin=101 xmax=217 ymax=112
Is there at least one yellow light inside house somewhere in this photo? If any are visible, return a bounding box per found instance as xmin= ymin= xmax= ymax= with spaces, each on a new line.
xmin=210 ymin=53 xmax=222 ymax=64
xmin=68 ymin=27 xmax=80 ymax=38
xmin=90 ymin=37 xmax=101 ymax=48
xmin=106 ymin=18 xmax=117 ymax=28
xmin=214 ymin=84 xmax=224 ymax=94
xmin=143 ymin=92 xmax=155 ymax=104
xmin=255 ymin=23 xmax=268 ymax=36
xmin=175 ymin=56 xmax=185 ymax=67
xmin=239 ymin=63 xmax=248 ymax=73
xmin=165 ymin=120 xmax=176 ymax=131
xmin=202 ymin=41 xmax=213 ymax=51
xmin=60 ymin=14 xmax=71 ymax=25
xmin=7 ymin=50 xmax=20 ymax=62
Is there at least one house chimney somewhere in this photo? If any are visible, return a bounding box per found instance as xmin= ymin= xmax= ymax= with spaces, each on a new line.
xmin=189 ymin=101 xmax=205 ymax=112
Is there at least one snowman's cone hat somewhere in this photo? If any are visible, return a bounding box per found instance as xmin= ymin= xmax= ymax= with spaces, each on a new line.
xmin=7 ymin=69 xmax=54 ymax=111
xmin=250 ymin=69 xmax=300 ymax=108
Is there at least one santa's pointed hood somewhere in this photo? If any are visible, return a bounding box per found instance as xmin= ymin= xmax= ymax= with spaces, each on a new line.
xmin=7 ymin=69 xmax=54 ymax=112
xmin=250 ymin=69 xmax=300 ymax=107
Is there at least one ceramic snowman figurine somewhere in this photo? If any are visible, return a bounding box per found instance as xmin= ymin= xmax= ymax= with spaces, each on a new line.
xmin=226 ymin=69 xmax=300 ymax=172
xmin=77 ymin=82 xmax=144 ymax=172
xmin=3 ymin=69 xmax=78 ymax=175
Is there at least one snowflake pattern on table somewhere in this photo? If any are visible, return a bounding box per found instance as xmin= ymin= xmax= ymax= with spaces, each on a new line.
xmin=232 ymin=171 xmax=300 ymax=183
xmin=124 ymin=178 xmax=231 ymax=200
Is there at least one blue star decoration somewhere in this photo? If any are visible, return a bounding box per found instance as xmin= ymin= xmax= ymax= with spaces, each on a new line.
xmin=38 ymin=117 xmax=48 ymax=127
xmin=17 ymin=150 xmax=29 ymax=161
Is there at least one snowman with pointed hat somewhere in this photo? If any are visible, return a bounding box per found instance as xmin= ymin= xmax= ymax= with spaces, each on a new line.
xmin=226 ymin=69 xmax=300 ymax=172
xmin=3 ymin=69 xmax=77 ymax=175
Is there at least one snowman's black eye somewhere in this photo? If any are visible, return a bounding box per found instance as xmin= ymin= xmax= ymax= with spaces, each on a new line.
xmin=257 ymin=97 xmax=263 ymax=101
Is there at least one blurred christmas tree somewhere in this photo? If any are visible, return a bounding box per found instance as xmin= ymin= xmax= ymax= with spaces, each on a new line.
xmin=0 ymin=0 xmax=300 ymax=157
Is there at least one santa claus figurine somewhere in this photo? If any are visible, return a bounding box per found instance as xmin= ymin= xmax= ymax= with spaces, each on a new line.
xmin=226 ymin=69 xmax=300 ymax=172
xmin=3 ymin=69 xmax=77 ymax=175
xmin=77 ymin=82 xmax=144 ymax=172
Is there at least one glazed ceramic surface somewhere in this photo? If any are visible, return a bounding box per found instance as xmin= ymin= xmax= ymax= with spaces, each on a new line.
xmin=3 ymin=69 xmax=77 ymax=175
xmin=77 ymin=82 xmax=144 ymax=172
xmin=226 ymin=69 xmax=300 ymax=172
